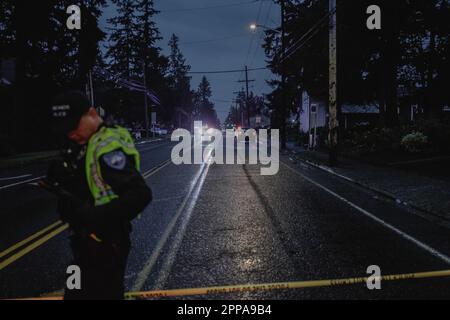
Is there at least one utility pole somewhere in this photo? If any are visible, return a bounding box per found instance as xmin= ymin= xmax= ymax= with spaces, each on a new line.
xmin=85 ymin=70 xmax=95 ymax=108
xmin=88 ymin=70 xmax=95 ymax=107
xmin=280 ymin=0 xmax=287 ymax=150
xmin=238 ymin=66 xmax=255 ymax=127
xmin=143 ymin=61 xmax=150 ymax=139
xmin=328 ymin=0 xmax=338 ymax=166
xmin=233 ymin=89 xmax=246 ymax=127
xmin=233 ymin=100 xmax=240 ymax=126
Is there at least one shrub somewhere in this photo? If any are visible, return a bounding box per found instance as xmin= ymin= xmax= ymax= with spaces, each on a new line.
xmin=401 ymin=131 xmax=428 ymax=153
xmin=412 ymin=119 xmax=450 ymax=153
xmin=343 ymin=127 xmax=403 ymax=154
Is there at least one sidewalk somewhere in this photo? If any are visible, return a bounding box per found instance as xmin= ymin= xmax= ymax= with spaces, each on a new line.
xmin=286 ymin=142 xmax=450 ymax=222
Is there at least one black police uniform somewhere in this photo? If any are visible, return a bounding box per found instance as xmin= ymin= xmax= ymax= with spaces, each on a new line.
xmin=48 ymin=124 xmax=152 ymax=300
xmin=49 ymin=91 xmax=151 ymax=300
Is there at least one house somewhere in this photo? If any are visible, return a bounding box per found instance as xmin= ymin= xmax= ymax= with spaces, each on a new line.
xmin=299 ymin=90 xmax=327 ymax=134
xmin=296 ymin=90 xmax=328 ymax=148
xmin=0 ymin=58 xmax=15 ymax=86
xmin=249 ymin=114 xmax=270 ymax=128
xmin=340 ymin=102 xmax=379 ymax=129
xmin=298 ymin=90 xmax=385 ymax=146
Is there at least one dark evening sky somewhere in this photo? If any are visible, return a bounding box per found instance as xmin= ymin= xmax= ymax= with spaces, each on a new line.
xmin=99 ymin=0 xmax=280 ymax=122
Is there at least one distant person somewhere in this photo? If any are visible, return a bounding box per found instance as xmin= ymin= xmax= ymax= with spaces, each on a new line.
xmin=46 ymin=91 xmax=152 ymax=300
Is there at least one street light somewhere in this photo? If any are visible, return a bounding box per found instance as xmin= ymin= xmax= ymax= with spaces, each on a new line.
xmin=249 ymin=23 xmax=281 ymax=33
xmin=249 ymin=1 xmax=285 ymax=150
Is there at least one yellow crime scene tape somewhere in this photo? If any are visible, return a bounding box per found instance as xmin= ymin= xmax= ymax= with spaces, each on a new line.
xmin=9 ymin=268 xmax=450 ymax=300
xmin=124 ymin=269 xmax=450 ymax=299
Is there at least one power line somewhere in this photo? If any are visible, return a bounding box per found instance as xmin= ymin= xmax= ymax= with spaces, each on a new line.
xmin=244 ymin=0 xmax=264 ymax=67
xmin=188 ymin=67 xmax=267 ymax=74
xmin=283 ymin=12 xmax=328 ymax=58
xmin=231 ymin=0 xmax=265 ymax=107
xmin=159 ymin=0 xmax=261 ymax=13
xmin=213 ymin=98 xmax=234 ymax=103
xmin=180 ymin=34 xmax=248 ymax=45
xmin=238 ymin=65 xmax=256 ymax=126
xmin=253 ymin=1 xmax=274 ymax=94
xmin=279 ymin=8 xmax=335 ymax=64
xmin=249 ymin=1 xmax=273 ymax=69
xmin=279 ymin=25 xmax=323 ymax=64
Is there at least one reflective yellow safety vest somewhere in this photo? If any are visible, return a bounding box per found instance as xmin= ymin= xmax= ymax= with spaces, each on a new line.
xmin=86 ymin=125 xmax=140 ymax=206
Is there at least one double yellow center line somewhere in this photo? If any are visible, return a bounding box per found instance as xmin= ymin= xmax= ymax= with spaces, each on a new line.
xmin=0 ymin=158 xmax=172 ymax=272
xmin=0 ymin=221 xmax=68 ymax=271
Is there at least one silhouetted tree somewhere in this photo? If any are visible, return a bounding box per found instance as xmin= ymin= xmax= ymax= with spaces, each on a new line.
xmin=193 ymin=76 xmax=220 ymax=128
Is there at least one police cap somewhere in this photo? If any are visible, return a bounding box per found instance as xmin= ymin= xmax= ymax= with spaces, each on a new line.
xmin=51 ymin=91 xmax=91 ymax=135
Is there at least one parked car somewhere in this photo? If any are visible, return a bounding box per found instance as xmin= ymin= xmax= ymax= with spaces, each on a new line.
xmin=151 ymin=126 xmax=168 ymax=135
xmin=235 ymin=127 xmax=257 ymax=143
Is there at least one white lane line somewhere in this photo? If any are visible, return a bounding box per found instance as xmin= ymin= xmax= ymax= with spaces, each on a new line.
xmin=138 ymin=141 xmax=171 ymax=153
xmin=281 ymin=161 xmax=450 ymax=266
xmin=152 ymin=196 xmax=185 ymax=203
xmin=131 ymin=150 xmax=212 ymax=292
xmin=143 ymin=159 xmax=172 ymax=178
xmin=0 ymin=144 xmax=170 ymax=191
xmin=136 ymin=138 xmax=163 ymax=145
xmin=0 ymin=174 xmax=32 ymax=181
xmin=152 ymin=152 xmax=212 ymax=290
xmin=139 ymin=144 xmax=168 ymax=153
xmin=0 ymin=176 xmax=45 ymax=191
xmin=0 ymin=158 xmax=175 ymax=273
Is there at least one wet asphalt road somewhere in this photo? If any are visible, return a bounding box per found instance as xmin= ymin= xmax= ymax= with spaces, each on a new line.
xmin=0 ymin=138 xmax=450 ymax=299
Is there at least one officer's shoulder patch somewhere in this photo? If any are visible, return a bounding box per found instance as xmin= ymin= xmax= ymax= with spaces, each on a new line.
xmin=103 ymin=150 xmax=127 ymax=170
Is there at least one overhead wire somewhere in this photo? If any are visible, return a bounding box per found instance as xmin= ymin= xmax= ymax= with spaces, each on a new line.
xmin=159 ymin=0 xmax=261 ymax=13
xmin=188 ymin=67 xmax=267 ymax=74
xmin=279 ymin=7 xmax=335 ymax=64
xmin=252 ymin=1 xmax=275 ymax=94
xmin=231 ymin=0 xmax=264 ymax=101
xmin=179 ymin=34 xmax=248 ymax=45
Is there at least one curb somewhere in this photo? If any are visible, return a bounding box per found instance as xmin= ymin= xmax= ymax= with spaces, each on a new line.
xmin=288 ymin=150 xmax=450 ymax=224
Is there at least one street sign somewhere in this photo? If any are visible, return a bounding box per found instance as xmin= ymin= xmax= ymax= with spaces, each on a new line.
xmin=98 ymin=106 xmax=105 ymax=117
xmin=151 ymin=112 xmax=156 ymax=125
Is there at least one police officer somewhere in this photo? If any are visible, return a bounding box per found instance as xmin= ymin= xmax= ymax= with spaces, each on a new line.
xmin=47 ymin=91 xmax=152 ymax=300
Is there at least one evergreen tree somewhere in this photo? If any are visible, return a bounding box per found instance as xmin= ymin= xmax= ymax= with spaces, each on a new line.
xmin=168 ymin=34 xmax=193 ymax=112
xmin=397 ymin=0 xmax=450 ymax=118
xmin=0 ymin=1 xmax=106 ymax=151
xmin=194 ymin=76 xmax=220 ymax=128
xmin=225 ymin=105 xmax=240 ymax=128
xmin=264 ymin=0 xmax=450 ymax=131
xmin=164 ymin=34 xmax=193 ymax=127
xmin=263 ymin=0 xmax=327 ymax=128
xmin=0 ymin=0 xmax=14 ymax=55
xmin=105 ymin=0 xmax=137 ymax=79
xmin=105 ymin=0 xmax=164 ymax=125
xmin=78 ymin=0 xmax=107 ymax=86
xmin=133 ymin=0 xmax=161 ymax=76
xmin=338 ymin=0 xmax=450 ymax=123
